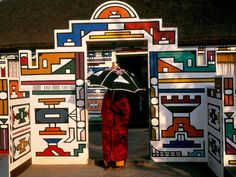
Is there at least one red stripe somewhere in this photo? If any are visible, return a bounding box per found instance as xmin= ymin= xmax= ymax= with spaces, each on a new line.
xmin=21 ymin=80 xmax=75 ymax=85
xmin=12 ymin=127 xmax=30 ymax=136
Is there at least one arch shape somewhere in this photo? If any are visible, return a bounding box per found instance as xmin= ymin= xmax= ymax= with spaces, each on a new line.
xmin=91 ymin=1 xmax=139 ymax=20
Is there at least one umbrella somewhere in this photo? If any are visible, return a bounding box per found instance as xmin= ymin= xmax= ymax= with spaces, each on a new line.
xmin=87 ymin=66 xmax=145 ymax=93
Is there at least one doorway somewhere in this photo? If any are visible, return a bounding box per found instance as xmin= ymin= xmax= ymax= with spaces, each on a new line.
xmin=88 ymin=42 xmax=150 ymax=161
xmin=117 ymin=54 xmax=149 ymax=128
xmin=117 ymin=54 xmax=150 ymax=160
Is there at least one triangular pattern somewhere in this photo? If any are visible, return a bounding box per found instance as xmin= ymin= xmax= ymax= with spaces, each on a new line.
xmin=158 ymin=59 xmax=182 ymax=73
xmin=52 ymin=59 xmax=72 ymax=73
xmin=53 ymin=60 xmax=75 ymax=74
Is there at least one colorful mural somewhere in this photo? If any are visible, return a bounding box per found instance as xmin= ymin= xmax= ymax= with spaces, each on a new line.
xmin=0 ymin=56 xmax=9 ymax=157
xmin=0 ymin=1 xmax=236 ymax=177
xmin=207 ymin=76 xmax=236 ymax=177
xmin=19 ymin=0 xmax=217 ymax=164
xmin=19 ymin=50 xmax=87 ymax=164
xmin=222 ymin=77 xmax=236 ymax=167
xmin=0 ymin=54 xmax=31 ymax=177
xmin=150 ymin=49 xmax=216 ymax=161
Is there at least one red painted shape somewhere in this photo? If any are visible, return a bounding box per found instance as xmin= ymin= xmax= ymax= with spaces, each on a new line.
xmin=36 ymin=145 xmax=70 ymax=156
xmin=162 ymin=117 xmax=204 ymax=138
xmin=39 ymin=127 xmax=66 ymax=135
xmin=125 ymin=22 xmax=175 ymax=44
xmin=158 ymin=60 xmax=182 ymax=73
xmin=20 ymin=56 xmax=28 ymax=65
xmin=161 ymin=95 xmax=201 ymax=104
xmin=226 ymin=143 xmax=236 ymax=154
xmin=0 ymin=150 xmax=9 ymax=155
xmin=97 ymin=6 xmax=131 ymax=19
xmin=207 ymin=51 xmax=215 ymax=61
xmin=1 ymin=67 xmax=6 ymax=77
xmin=21 ymin=80 xmax=75 ymax=85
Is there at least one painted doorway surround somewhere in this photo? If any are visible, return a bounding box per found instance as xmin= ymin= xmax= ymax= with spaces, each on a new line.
xmin=2 ymin=2 xmax=219 ymax=175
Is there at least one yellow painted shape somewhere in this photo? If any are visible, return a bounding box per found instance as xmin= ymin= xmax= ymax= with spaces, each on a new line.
xmin=3 ymin=100 xmax=7 ymax=115
xmin=22 ymin=53 xmax=75 ymax=75
xmin=90 ymin=32 xmax=144 ymax=39
xmin=3 ymin=80 xmax=7 ymax=91
xmin=105 ymin=32 xmax=131 ymax=35
xmin=16 ymin=138 xmax=29 ymax=154
xmin=0 ymin=100 xmax=3 ymax=115
xmin=229 ymin=160 xmax=236 ymax=165
xmin=38 ymin=98 xmax=65 ymax=105
xmin=0 ymin=80 xmax=7 ymax=91
xmin=159 ymin=78 xmax=215 ymax=83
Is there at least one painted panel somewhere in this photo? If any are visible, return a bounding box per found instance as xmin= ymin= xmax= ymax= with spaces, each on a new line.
xmin=150 ymin=50 xmax=216 ymax=162
xmin=222 ymin=76 xmax=236 ymax=167
xmin=9 ymin=88 xmax=31 ymax=174
xmin=0 ymin=118 xmax=9 ymax=154
xmin=19 ymin=50 xmax=88 ymax=164
xmin=207 ymin=76 xmax=236 ymax=176
xmin=57 ymin=24 xmax=108 ymax=47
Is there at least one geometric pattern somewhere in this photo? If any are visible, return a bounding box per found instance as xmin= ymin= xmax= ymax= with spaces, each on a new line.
xmin=208 ymin=133 xmax=221 ymax=164
xmin=0 ymin=118 xmax=9 ymax=154
xmin=208 ymin=103 xmax=221 ymax=131
xmin=13 ymin=132 xmax=31 ymax=161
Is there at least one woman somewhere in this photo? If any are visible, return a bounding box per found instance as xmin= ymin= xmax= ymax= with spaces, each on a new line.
xmin=101 ymin=90 xmax=130 ymax=169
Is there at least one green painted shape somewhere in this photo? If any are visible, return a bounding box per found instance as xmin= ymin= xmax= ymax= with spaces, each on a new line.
xmin=225 ymin=119 xmax=236 ymax=140
xmin=53 ymin=60 xmax=75 ymax=74
xmin=32 ymin=90 xmax=76 ymax=95
xmin=16 ymin=108 xmax=27 ymax=123
xmin=157 ymin=51 xmax=216 ymax=72
xmin=74 ymin=144 xmax=86 ymax=156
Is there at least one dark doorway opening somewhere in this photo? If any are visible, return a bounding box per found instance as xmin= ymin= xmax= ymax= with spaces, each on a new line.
xmin=117 ymin=54 xmax=149 ymax=128
xmin=88 ymin=41 xmax=150 ymax=162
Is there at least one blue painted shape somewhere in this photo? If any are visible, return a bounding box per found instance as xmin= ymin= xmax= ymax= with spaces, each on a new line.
xmin=188 ymin=149 xmax=205 ymax=157
xmin=35 ymin=108 xmax=69 ymax=124
xmin=102 ymin=51 xmax=112 ymax=57
xmin=43 ymin=138 xmax=61 ymax=144
xmin=163 ymin=139 xmax=201 ymax=148
xmin=57 ymin=23 xmax=108 ymax=47
xmin=87 ymin=67 xmax=107 ymax=73
xmin=150 ymin=52 xmax=158 ymax=78
xmin=87 ymin=51 xmax=96 ymax=58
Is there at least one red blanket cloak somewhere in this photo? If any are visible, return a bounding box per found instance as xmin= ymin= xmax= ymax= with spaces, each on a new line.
xmin=101 ymin=91 xmax=130 ymax=162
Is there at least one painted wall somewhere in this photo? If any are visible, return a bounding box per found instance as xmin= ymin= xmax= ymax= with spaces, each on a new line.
xmin=0 ymin=1 xmax=236 ymax=176
xmin=0 ymin=54 xmax=31 ymax=177
xmin=207 ymin=76 xmax=236 ymax=177
xmin=19 ymin=0 xmax=217 ymax=164
xmin=150 ymin=49 xmax=216 ymax=162
xmin=19 ymin=50 xmax=88 ymax=164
